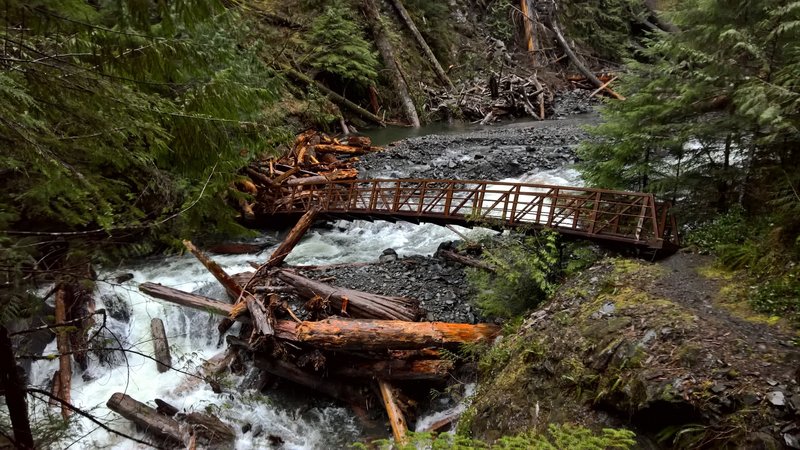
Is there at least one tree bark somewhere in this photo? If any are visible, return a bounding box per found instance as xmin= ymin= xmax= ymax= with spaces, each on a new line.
xmin=0 ymin=326 xmax=35 ymax=449
xmin=388 ymin=0 xmax=453 ymax=89
xmin=546 ymin=14 xmax=625 ymax=100
xmin=331 ymin=359 xmax=454 ymax=381
xmin=438 ymin=250 xmax=496 ymax=272
xmin=279 ymin=318 xmax=500 ymax=351
xmin=254 ymin=357 xmax=366 ymax=407
xmin=150 ymin=318 xmax=172 ymax=373
xmin=276 ymin=269 xmax=422 ymax=321
xmin=284 ymin=67 xmax=386 ymax=127
xmin=54 ymin=286 xmax=72 ymax=419
xmin=362 ymin=0 xmax=421 ymax=127
xmin=379 ymin=380 xmax=409 ymax=445
xmin=107 ymin=392 xmax=184 ymax=445
xmin=139 ymin=283 xmax=239 ymax=318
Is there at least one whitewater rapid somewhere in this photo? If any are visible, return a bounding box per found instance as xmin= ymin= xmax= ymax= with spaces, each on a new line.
xmin=28 ymin=167 xmax=581 ymax=449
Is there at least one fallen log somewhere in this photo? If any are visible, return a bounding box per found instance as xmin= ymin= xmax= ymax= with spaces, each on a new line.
xmin=278 ymin=318 xmax=499 ymax=351
xmin=183 ymin=412 xmax=236 ymax=446
xmin=107 ymin=393 xmax=184 ymax=445
xmin=150 ymin=318 xmax=172 ymax=373
xmin=362 ymin=0 xmax=420 ymax=127
xmin=284 ymin=67 xmax=386 ymax=127
xmin=206 ymin=243 xmax=267 ymax=255
xmin=438 ymin=249 xmax=496 ymax=272
xmin=183 ymin=240 xmax=242 ymax=301
xmin=254 ymin=357 xmax=366 ymax=407
xmin=389 ymin=0 xmax=453 ymax=89
xmin=379 ymin=380 xmax=409 ymax=445
xmin=139 ymin=283 xmax=239 ymax=318
xmin=54 ymin=286 xmax=71 ymax=419
xmin=276 ymin=269 xmax=422 ymax=321
xmin=139 ymin=285 xmax=496 ymax=351
xmin=155 ymin=398 xmax=179 ymax=417
xmin=331 ymin=359 xmax=454 ymax=381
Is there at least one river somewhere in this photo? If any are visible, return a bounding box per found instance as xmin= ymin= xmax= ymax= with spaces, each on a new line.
xmin=28 ymin=117 xmax=588 ymax=449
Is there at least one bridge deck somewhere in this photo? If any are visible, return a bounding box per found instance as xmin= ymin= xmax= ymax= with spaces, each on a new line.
xmin=261 ymin=178 xmax=680 ymax=252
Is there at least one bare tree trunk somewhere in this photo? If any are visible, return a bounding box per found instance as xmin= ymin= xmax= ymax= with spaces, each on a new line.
xmin=0 ymin=326 xmax=35 ymax=449
xmin=362 ymin=0 xmax=421 ymax=127
xmin=546 ymin=12 xmax=625 ymax=100
xmin=388 ymin=0 xmax=454 ymax=89
xmin=54 ymin=286 xmax=72 ymax=419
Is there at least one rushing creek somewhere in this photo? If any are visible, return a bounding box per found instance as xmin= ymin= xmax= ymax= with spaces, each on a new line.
xmin=28 ymin=119 xmax=585 ymax=449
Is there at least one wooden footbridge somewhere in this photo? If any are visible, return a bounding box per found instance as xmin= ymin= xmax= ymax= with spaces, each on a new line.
xmin=259 ymin=178 xmax=680 ymax=254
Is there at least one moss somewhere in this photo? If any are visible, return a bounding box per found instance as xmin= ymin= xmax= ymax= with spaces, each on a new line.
xmin=675 ymin=343 xmax=703 ymax=366
xmin=701 ymin=263 xmax=792 ymax=329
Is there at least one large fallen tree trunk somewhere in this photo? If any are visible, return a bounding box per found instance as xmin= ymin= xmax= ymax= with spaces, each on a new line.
xmin=379 ymin=380 xmax=409 ymax=445
xmin=284 ymin=67 xmax=386 ymax=127
xmin=388 ymin=0 xmax=453 ymax=90
xmin=139 ymin=285 xmax=495 ymax=351
xmin=277 ymin=318 xmax=499 ymax=351
xmin=546 ymin=12 xmax=624 ymax=100
xmin=276 ymin=269 xmax=422 ymax=321
xmin=362 ymin=0 xmax=421 ymax=127
xmin=331 ymin=359 xmax=454 ymax=381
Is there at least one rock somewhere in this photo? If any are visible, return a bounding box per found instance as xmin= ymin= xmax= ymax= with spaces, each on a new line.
xmin=766 ymin=391 xmax=786 ymax=406
xmin=251 ymin=424 xmax=263 ymax=438
xmin=740 ymin=393 xmax=760 ymax=406
xmin=639 ymin=329 xmax=657 ymax=347
xmin=101 ymin=294 xmax=132 ymax=323
xmin=785 ymin=433 xmax=800 ymax=449
xmin=242 ymin=423 xmax=252 ymax=433
xmin=379 ymin=248 xmax=398 ymax=263
xmin=114 ymin=273 xmax=135 ymax=284
xmin=711 ymin=384 xmax=727 ymax=394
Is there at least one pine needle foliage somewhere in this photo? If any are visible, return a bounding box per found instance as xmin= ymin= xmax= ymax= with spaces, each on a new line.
xmin=467 ymin=230 xmax=561 ymax=318
xmin=580 ymin=0 xmax=800 ymax=221
xmin=305 ymin=0 xmax=380 ymax=89
xmin=1 ymin=0 xmax=281 ymax=320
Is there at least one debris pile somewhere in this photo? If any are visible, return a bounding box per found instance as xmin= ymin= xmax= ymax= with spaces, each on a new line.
xmin=423 ymin=72 xmax=554 ymax=124
xmin=237 ymin=130 xmax=381 ymax=218
xmin=118 ymin=212 xmax=500 ymax=446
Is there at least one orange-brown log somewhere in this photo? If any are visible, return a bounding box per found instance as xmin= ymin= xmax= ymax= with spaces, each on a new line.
xmin=313 ymin=144 xmax=379 ymax=155
xmin=262 ymin=206 xmax=320 ymax=268
xmin=54 ymin=286 xmax=71 ymax=419
xmin=276 ymin=269 xmax=421 ymax=321
xmin=277 ymin=318 xmax=499 ymax=351
xmin=331 ymin=359 xmax=454 ymax=381
xmin=379 ymin=380 xmax=408 ymax=445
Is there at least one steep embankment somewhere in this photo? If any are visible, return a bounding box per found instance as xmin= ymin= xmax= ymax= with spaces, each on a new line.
xmin=461 ymin=254 xmax=800 ymax=448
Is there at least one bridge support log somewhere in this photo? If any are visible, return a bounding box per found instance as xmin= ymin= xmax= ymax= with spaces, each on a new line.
xmin=276 ymin=269 xmax=422 ymax=321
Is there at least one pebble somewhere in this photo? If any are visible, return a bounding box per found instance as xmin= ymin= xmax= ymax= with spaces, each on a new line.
xmin=767 ymin=391 xmax=786 ymax=406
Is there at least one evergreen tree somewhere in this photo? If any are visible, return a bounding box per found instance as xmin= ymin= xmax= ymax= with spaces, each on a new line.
xmin=580 ymin=0 xmax=800 ymax=220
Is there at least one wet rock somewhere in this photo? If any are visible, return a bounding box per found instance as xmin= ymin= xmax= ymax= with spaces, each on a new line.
xmin=785 ymin=433 xmax=800 ymax=449
xmin=101 ymin=294 xmax=132 ymax=323
xmin=379 ymin=248 xmax=398 ymax=263
xmin=711 ymin=383 xmax=727 ymax=394
xmin=114 ymin=273 xmax=135 ymax=284
xmin=241 ymin=423 xmax=252 ymax=433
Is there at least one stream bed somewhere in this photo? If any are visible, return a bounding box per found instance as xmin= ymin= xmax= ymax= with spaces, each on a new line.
xmin=29 ymin=116 xmax=592 ymax=449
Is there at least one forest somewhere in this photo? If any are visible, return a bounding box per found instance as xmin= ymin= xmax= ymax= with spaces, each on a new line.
xmin=1 ymin=0 xmax=799 ymax=449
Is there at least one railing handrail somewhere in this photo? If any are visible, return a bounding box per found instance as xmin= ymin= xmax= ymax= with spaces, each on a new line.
xmin=265 ymin=178 xmax=678 ymax=250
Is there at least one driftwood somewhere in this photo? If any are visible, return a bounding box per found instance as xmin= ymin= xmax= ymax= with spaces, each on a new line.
xmin=254 ymin=357 xmax=366 ymax=407
xmin=107 ymin=393 xmax=184 ymax=445
xmin=54 ymin=287 xmax=71 ymax=419
xmin=331 ymin=359 xmax=454 ymax=381
xmin=362 ymin=0 xmax=420 ymax=127
xmin=438 ymin=249 xmax=496 ymax=272
xmin=139 ymin=283 xmax=240 ymax=318
xmin=278 ymin=318 xmax=499 ymax=351
xmin=263 ymin=207 xmax=319 ymax=269
xmin=155 ymin=398 xmax=179 ymax=417
xmin=379 ymin=380 xmax=409 ymax=445
xmin=150 ymin=318 xmax=172 ymax=373
xmin=276 ymin=269 xmax=422 ymax=321
xmin=107 ymin=393 xmax=236 ymax=448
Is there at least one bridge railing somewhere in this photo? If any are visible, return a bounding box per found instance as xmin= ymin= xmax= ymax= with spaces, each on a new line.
xmin=269 ymin=179 xmax=676 ymax=248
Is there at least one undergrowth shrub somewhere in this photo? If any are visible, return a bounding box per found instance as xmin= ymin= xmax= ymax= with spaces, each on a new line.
xmin=467 ymin=230 xmax=560 ymax=318
xmin=354 ymin=424 xmax=636 ymax=449
xmin=687 ymin=207 xmax=800 ymax=325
